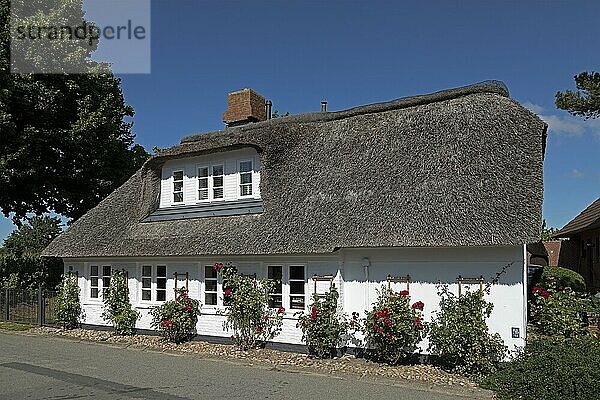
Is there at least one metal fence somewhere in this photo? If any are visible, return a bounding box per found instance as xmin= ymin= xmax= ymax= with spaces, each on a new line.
xmin=0 ymin=288 xmax=59 ymax=326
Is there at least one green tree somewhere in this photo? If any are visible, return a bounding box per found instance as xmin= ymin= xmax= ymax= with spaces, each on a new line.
xmin=556 ymin=71 xmax=600 ymax=119
xmin=1 ymin=215 xmax=62 ymax=255
xmin=0 ymin=0 xmax=149 ymax=223
xmin=541 ymin=219 xmax=558 ymax=242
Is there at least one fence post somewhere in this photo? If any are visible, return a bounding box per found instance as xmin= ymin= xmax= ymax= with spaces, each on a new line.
xmin=4 ymin=288 xmax=9 ymax=321
xmin=38 ymin=285 xmax=44 ymax=326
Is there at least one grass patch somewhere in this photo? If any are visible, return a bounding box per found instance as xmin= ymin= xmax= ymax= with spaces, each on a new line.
xmin=0 ymin=321 xmax=35 ymax=331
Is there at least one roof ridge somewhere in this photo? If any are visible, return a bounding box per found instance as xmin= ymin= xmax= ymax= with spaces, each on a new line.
xmin=180 ymin=80 xmax=509 ymax=144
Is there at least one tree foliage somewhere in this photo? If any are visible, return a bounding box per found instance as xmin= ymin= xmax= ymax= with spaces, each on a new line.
xmin=556 ymin=71 xmax=600 ymax=119
xmin=540 ymin=219 xmax=558 ymax=242
xmin=0 ymin=0 xmax=149 ymax=223
xmin=1 ymin=215 xmax=62 ymax=255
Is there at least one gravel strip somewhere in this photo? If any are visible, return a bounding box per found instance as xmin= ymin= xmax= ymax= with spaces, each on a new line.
xmin=28 ymin=327 xmax=478 ymax=390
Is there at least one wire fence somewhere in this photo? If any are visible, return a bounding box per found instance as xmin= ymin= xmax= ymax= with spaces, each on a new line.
xmin=0 ymin=288 xmax=59 ymax=326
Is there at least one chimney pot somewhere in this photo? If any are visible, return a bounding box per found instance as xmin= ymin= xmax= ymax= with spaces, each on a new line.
xmin=321 ymin=100 xmax=327 ymax=112
xmin=223 ymin=89 xmax=267 ymax=127
xmin=265 ymin=100 xmax=272 ymax=120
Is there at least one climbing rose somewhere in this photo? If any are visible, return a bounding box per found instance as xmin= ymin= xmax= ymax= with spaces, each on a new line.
xmin=411 ymin=301 xmax=424 ymax=310
xmin=277 ymin=307 xmax=285 ymax=314
xmin=400 ymin=290 xmax=409 ymax=296
xmin=224 ymin=289 xmax=231 ymax=296
xmin=213 ymin=262 xmax=224 ymax=272
xmin=230 ymin=335 xmax=235 ymax=341
xmin=264 ymin=316 xmax=269 ymax=321
xmin=311 ymin=306 xmax=317 ymax=319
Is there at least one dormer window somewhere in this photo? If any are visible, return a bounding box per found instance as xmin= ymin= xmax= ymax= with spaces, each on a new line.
xmin=212 ymin=164 xmax=224 ymax=199
xmin=239 ymin=160 xmax=253 ymax=197
xmin=197 ymin=167 xmax=209 ymax=200
xmin=173 ymin=170 xmax=184 ymax=203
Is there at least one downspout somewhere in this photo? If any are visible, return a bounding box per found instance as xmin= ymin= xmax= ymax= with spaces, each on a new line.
xmin=362 ymin=257 xmax=370 ymax=311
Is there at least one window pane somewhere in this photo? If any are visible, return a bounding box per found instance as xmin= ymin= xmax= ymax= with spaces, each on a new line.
xmin=142 ymin=290 xmax=151 ymax=301
xmin=289 ymin=266 xmax=304 ymax=280
xmin=205 ymin=293 xmax=217 ymax=305
xmin=205 ymin=266 xmax=217 ymax=278
xmin=173 ymin=181 xmax=183 ymax=192
xmin=91 ymin=277 xmax=98 ymax=287
xmin=173 ymin=171 xmax=183 ymax=181
xmin=214 ymin=187 xmax=224 ymax=199
xmin=142 ymin=277 xmax=151 ymax=289
xmin=290 ymin=280 xmax=305 ymax=294
xmin=103 ymin=266 xmax=111 ymax=277
xmin=268 ymin=265 xmax=282 ymax=280
xmin=269 ymin=295 xmax=283 ymax=308
xmin=157 ymin=265 xmax=166 ymax=277
xmin=173 ymin=192 xmax=183 ymax=203
xmin=198 ymin=167 xmax=208 ymax=178
xmin=156 ymin=290 xmax=166 ymax=302
xmin=157 ymin=278 xmax=166 ymax=290
xmin=142 ymin=266 xmax=151 ymax=277
xmin=212 ymin=165 xmax=223 ymax=176
xmin=213 ymin=176 xmax=223 ymax=187
xmin=205 ymin=280 xmax=217 ymax=292
xmin=91 ymin=288 xmax=98 ymax=298
xmin=103 ymin=277 xmax=111 ymax=288
xmin=240 ymin=185 xmax=252 ymax=196
xmin=91 ymin=266 xmax=98 ymax=276
xmin=199 ymin=189 xmax=209 ymax=200
xmin=240 ymin=161 xmax=252 ymax=173
xmin=198 ymin=179 xmax=208 ymax=189
xmin=290 ymin=296 xmax=305 ymax=309
xmin=240 ymin=172 xmax=252 ymax=184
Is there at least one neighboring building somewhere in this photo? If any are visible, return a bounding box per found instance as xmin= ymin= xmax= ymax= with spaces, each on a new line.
xmin=554 ymin=197 xmax=600 ymax=292
xmin=42 ymin=81 xmax=547 ymax=351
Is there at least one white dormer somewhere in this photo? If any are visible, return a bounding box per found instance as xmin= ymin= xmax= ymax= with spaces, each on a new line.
xmin=159 ymin=148 xmax=261 ymax=209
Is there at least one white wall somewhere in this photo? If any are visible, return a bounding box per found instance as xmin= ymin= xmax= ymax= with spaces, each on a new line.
xmin=159 ymin=148 xmax=261 ymax=208
xmin=64 ymin=245 xmax=526 ymax=351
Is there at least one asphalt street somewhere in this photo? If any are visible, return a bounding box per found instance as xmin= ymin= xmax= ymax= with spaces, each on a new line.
xmin=0 ymin=332 xmax=490 ymax=400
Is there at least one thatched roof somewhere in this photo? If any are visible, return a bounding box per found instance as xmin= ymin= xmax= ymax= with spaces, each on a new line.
xmin=554 ymin=197 xmax=600 ymax=237
xmin=43 ymin=81 xmax=547 ymax=258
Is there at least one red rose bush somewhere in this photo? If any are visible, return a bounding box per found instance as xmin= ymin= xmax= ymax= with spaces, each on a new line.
xmin=151 ymin=288 xmax=200 ymax=343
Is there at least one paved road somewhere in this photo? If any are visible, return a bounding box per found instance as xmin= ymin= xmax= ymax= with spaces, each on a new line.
xmin=0 ymin=333 xmax=489 ymax=400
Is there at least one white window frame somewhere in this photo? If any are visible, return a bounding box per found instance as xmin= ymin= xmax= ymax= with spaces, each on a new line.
xmin=156 ymin=265 xmax=167 ymax=302
xmin=138 ymin=264 xmax=168 ymax=303
xmin=90 ymin=265 xmax=100 ymax=300
xmin=140 ymin=264 xmax=153 ymax=302
xmin=89 ymin=264 xmax=111 ymax=301
xmin=268 ymin=265 xmax=283 ymax=309
xmin=196 ymin=165 xmax=210 ymax=202
xmin=238 ymin=159 xmax=254 ymax=198
xmin=211 ymin=163 xmax=225 ymax=201
xmin=288 ymin=264 xmax=306 ymax=311
xmin=172 ymin=170 xmax=184 ymax=205
xmin=203 ymin=264 xmax=219 ymax=307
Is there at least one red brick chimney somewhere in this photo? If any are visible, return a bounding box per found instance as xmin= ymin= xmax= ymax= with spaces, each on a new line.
xmin=222 ymin=89 xmax=267 ymax=127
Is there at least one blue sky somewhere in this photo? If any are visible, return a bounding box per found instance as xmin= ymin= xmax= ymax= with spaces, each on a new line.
xmin=1 ymin=0 xmax=599 ymax=241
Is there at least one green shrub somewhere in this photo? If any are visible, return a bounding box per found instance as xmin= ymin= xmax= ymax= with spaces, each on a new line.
xmin=541 ymin=266 xmax=585 ymax=292
xmin=428 ymin=285 xmax=506 ymax=377
xmin=217 ymin=263 xmax=284 ymax=350
xmin=297 ymin=286 xmax=348 ymax=358
xmin=529 ymin=279 xmax=590 ymax=338
xmin=151 ymin=288 xmax=200 ymax=343
xmin=102 ymin=270 xmax=139 ymax=335
xmin=362 ymin=288 xmax=427 ymax=364
xmin=54 ymin=273 xmax=82 ymax=329
xmin=481 ymin=336 xmax=600 ymax=399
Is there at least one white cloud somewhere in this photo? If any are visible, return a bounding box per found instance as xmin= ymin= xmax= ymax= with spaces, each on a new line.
xmin=571 ymin=169 xmax=585 ymax=178
xmin=520 ymin=101 xmax=600 ymax=137
xmin=522 ymin=102 xmax=545 ymax=114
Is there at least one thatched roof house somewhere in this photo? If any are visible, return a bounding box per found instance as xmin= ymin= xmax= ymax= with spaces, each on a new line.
xmin=43 ymin=81 xmax=546 ymax=259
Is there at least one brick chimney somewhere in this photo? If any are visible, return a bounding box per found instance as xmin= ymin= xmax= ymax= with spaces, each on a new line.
xmin=222 ymin=89 xmax=267 ymax=127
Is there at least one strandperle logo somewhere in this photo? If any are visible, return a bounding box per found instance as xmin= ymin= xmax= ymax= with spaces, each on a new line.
xmin=10 ymin=0 xmax=151 ymax=74
xmin=14 ymin=20 xmax=147 ymax=47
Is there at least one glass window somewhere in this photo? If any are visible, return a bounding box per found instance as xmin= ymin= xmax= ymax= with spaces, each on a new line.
xmin=102 ymin=266 xmax=111 ymax=290
xmin=198 ymin=167 xmax=209 ymax=201
xmin=90 ymin=265 xmax=99 ymax=299
xmin=212 ymin=165 xmax=224 ymax=199
xmin=268 ymin=265 xmax=283 ymax=308
xmin=173 ymin=170 xmax=184 ymax=203
xmin=156 ymin=265 xmax=167 ymax=301
xmin=289 ymin=265 xmax=305 ymax=309
xmin=239 ymin=161 xmax=252 ymax=196
xmin=141 ymin=265 xmax=152 ymax=301
xmin=205 ymin=265 xmax=217 ymax=305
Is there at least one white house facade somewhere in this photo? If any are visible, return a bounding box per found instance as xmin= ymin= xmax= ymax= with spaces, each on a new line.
xmin=43 ymin=82 xmax=547 ymax=353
